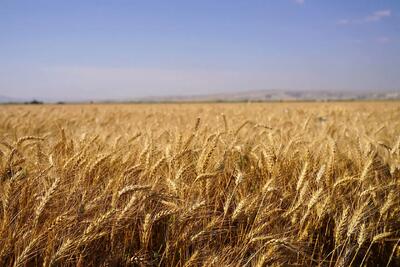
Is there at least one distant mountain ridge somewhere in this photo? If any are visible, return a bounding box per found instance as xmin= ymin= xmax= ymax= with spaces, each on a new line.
xmin=1 ymin=90 xmax=399 ymax=103
xmin=0 ymin=95 xmax=24 ymax=103
xmin=135 ymin=89 xmax=400 ymax=102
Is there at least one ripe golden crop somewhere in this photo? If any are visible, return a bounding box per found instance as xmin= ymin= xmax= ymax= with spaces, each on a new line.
xmin=0 ymin=102 xmax=399 ymax=266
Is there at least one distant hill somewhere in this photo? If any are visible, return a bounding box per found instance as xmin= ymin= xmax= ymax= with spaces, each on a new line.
xmin=0 ymin=95 xmax=23 ymax=103
xmin=1 ymin=90 xmax=399 ymax=104
xmin=0 ymin=95 xmax=45 ymax=104
xmin=134 ymin=89 xmax=400 ymax=102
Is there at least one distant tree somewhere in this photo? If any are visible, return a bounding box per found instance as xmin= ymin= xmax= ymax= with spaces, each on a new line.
xmin=25 ymin=99 xmax=43 ymax=105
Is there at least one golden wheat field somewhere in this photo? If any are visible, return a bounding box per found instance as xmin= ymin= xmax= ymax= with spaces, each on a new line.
xmin=0 ymin=102 xmax=400 ymax=266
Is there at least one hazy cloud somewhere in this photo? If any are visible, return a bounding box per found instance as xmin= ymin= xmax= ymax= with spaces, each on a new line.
xmin=1 ymin=65 xmax=396 ymax=101
xmin=365 ymin=9 xmax=391 ymax=22
xmin=0 ymin=66 xmax=276 ymax=100
xmin=294 ymin=0 xmax=304 ymax=5
xmin=337 ymin=19 xmax=350 ymax=25
xmin=337 ymin=9 xmax=391 ymax=25
xmin=377 ymin=36 xmax=391 ymax=44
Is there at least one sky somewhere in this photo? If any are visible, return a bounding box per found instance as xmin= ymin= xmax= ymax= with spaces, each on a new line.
xmin=0 ymin=0 xmax=399 ymax=101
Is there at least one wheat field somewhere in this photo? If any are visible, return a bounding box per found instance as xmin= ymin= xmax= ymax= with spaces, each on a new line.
xmin=0 ymin=102 xmax=399 ymax=266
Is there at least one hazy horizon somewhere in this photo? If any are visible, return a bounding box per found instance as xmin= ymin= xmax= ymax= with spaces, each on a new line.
xmin=1 ymin=0 xmax=399 ymax=101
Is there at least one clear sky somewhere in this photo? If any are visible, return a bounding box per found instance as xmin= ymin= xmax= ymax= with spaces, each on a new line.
xmin=0 ymin=0 xmax=399 ymax=100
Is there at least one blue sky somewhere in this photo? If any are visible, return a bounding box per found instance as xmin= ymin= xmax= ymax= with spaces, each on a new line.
xmin=0 ymin=0 xmax=399 ymax=100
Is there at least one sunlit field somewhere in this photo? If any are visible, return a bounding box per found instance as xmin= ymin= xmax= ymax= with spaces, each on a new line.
xmin=1 ymin=102 xmax=399 ymax=266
